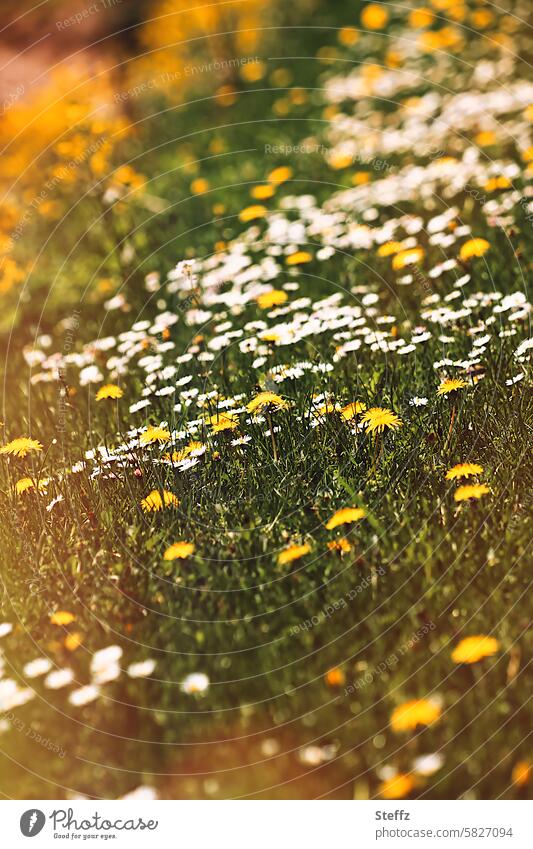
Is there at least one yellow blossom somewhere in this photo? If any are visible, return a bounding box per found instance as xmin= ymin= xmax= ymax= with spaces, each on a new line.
xmin=436 ymin=378 xmax=468 ymax=396
xmin=251 ymin=184 xmax=275 ymax=199
xmin=361 ymin=3 xmax=389 ymax=30
xmin=391 ymin=699 xmax=442 ymax=732
xmin=96 ymin=384 xmax=123 ymax=401
xmin=451 ymin=635 xmax=500 ymax=664
xmin=326 ymin=507 xmax=366 ymax=530
xmin=140 ymin=426 xmax=171 ymax=445
xmin=278 ymin=543 xmax=311 ymax=565
xmin=392 ymin=247 xmax=425 ymax=270
xmin=325 ymin=667 xmax=345 ymax=687
xmin=459 ymin=238 xmax=490 ymax=261
xmin=341 ymin=401 xmax=367 ymax=420
xmin=239 ymin=205 xmax=267 ymax=222
xmin=50 ymin=611 xmax=75 ymax=626
xmin=379 ymin=773 xmax=415 ymax=799
xmin=361 ymin=407 xmax=402 ymax=433
xmin=0 ymin=437 xmax=43 ymax=458
xmin=454 ymin=484 xmax=490 ymax=502
xmin=268 ymin=166 xmax=293 ymax=184
xmin=445 ymin=463 xmax=483 ymax=480
xmin=512 ymin=761 xmax=532 ymax=788
xmin=15 ymin=477 xmax=48 ymax=495
xmin=208 ymin=413 xmax=239 ymax=432
xmin=256 ymin=290 xmax=288 ymax=309
xmin=247 ymin=391 xmax=289 ymax=414
xmin=286 ymin=251 xmax=313 ymax=265
xmin=327 ymin=538 xmax=352 ymax=553
xmin=140 ymin=490 xmax=179 ymax=512
xmin=164 ymin=541 xmax=195 ymax=560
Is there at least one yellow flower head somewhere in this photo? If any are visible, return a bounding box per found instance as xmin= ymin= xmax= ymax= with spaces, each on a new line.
xmin=391 ymin=698 xmax=442 ymax=732
xmin=377 ymin=241 xmax=403 ymax=257
xmin=65 ymin=632 xmax=83 ymax=651
xmin=454 ymin=483 xmax=490 ymax=502
xmin=361 ymin=3 xmax=389 ymax=30
xmin=341 ymin=401 xmax=367 ymax=420
xmin=256 ymin=290 xmax=288 ymax=309
xmin=140 ymin=426 xmax=171 ymax=446
xmin=327 ymin=538 xmax=352 ymax=553
xmin=239 ymin=204 xmax=267 ymax=223
xmin=190 ymin=177 xmax=209 ymax=194
xmin=379 ymin=773 xmax=415 ymax=799
xmin=392 ymin=247 xmax=425 ymax=270
xmin=451 ymin=635 xmax=499 ymax=664
xmin=268 ymin=166 xmax=293 ymax=184
xmin=0 ymin=437 xmax=43 ymax=458
xmin=325 ymin=667 xmax=345 ymax=687
xmin=96 ymin=384 xmax=123 ymax=401
xmin=278 ymin=543 xmax=311 ymax=565
xmin=459 ymin=238 xmax=490 ymax=261
xmin=50 ymin=611 xmax=75 ymax=626
xmin=326 ymin=506 xmax=366 ymax=530
xmin=247 ymin=391 xmax=289 ymax=414
xmin=208 ymin=412 xmax=239 ymax=432
xmin=361 ymin=407 xmax=402 ymax=433
xmin=15 ymin=477 xmax=48 ymax=495
xmin=446 ymin=462 xmax=483 ymax=480
xmin=512 ymin=760 xmax=532 ymax=788
xmin=286 ymin=250 xmax=312 ymax=265
xmin=164 ymin=541 xmax=195 ymax=560
xmin=437 ymin=378 xmax=468 ymax=396
xmin=251 ymin=183 xmax=275 ymax=200
xmin=140 ymin=490 xmax=179 ymax=512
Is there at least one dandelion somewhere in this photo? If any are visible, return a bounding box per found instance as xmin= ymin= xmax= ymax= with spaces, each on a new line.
xmin=326 ymin=506 xmax=366 ymax=530
xmin=392 ymin=247 xmax=425 ymax=270
xmin=64 ymin=632 xmax=82 ymax=651
xmin=256 ymin=290 xmax=288 ymax=309
xmin=511 ymin=761 xmax=531 ymax=787
xmin=208 ymin=412 xmax=239 ymax=432
xmin=327 ymin=538 xmax=352 ymax=553
xmin=247 ymin=391 xmax=288 ymax=414
xmin=361 ymin=407 xmax=402 ymax=433
xmin=446 ymin=462 xmax=484 ymax=480
xmin=390 ymin=699 xmax=442 ymax=732
xmin=140 ymin=426 xmax=171 ymax=445
xmin=50 ymin=611 xmax=75 ymax=626
xmin=268 ymin=166 xmax=293 ymax=184
xmin=15 ymin=477 xmax=48 ymax=495
xmin=251 ymin=184 xmax=275 ymax=199
xmin=361 ymin=3 xmax=389 ymax=30
xmin=325 ymin=667 xmax=345 ymax=688
xmin=278 ymin=543 xmax=311 ymax=565
xmin=286 ymin=251 xmax=312 ymax=265
xmin=378 ymin=773 xmax=415 ymax=799
xmin=96 ymin=384 xmax=123 ymax=401
xmin=454 ymin=483 xmax=490 ymax=502
xmin=239 ymin=205 xmax=267 ymax=222
xmin=459 ymin=238 xmax=490 ymax=261
xmin=437 ymin=378 xmax=468 ymax=396
xmin=140 ymin=490 xmax=179 ymax=512
xmin=164 ymin=541 xmax=195 ymax=560
xmin=451 ymin=635 xmax=499 ymax=664
xmin=0 ymin=437 xmax=43 ymax=458
xmin=341 ymin=401 xmax=366 ymax=420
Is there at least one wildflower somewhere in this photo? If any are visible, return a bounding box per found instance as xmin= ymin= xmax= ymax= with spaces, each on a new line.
xmin=446 ymin=462 xmax=483 ymax=480
xmin=392 ymin=247 xmax=425 ymax=270
xmin=327 ymin=538 xmax=352 ymax=553
xmin=208 ymin=412 xmax=239 ymax=432
xmin=511 ymin=761 xmax=531 ymax=788
xmin=251 ymin=184 xmax=275 ymax=199
xmin=454 ymin=483 xmax=490 ymax=502
xmin=391 ymin=699 xmax=442 ymax=732
xmin=247 ymin=391 xmax=289 ymax=414
xmin=379 ymin=773 xmax=415 ymax=799
xmin=459 ymin=238 xmax=490 ymax=261
xmin=64 ymin=632 xmax=82 ymax=651
xmin=268 ymin=166 xmax=293 ymax=184
xmin=15 ymin=477 xmax=48 ymax=495
xmin=361 ymin=3 xmax=389 ymax=30
xmin=325 ymin=667 xmax=345 ymax=688
xmin=361 ymin=407 xmax=402 ymax=433
xmin=409 ymin=396 xmax=428 ymax=407
xmin=128 ymin=659 xmax=157 ymax=678
xmin=181 ymin=672 xmax=209 ymax=694
xmin=326 ymin=507 xmax=366 ymax=529
xmin=140 ymin=426 xmax=171 ymax=445
xmin=412 ymin=753 xmax=444 ymax=776
xmin=190 ymin=177 xmax=209 ymax=194
xmin=164 ymin=541 xmax=195 ymax=560
xmin=341 ymin=401 xmax=366 ymax=420
xmin=239 ymin=205 xmax=267 ymax=222
xmin=50 ymin=611 xmax=75 ymax=626
xmin=96 ymin=384 xmax=123 ymax=401
xmin=256 ymin=290 xmax=288 ymax=309
xmin=23 ymin=658 xmax=52 ymax=678
xmin=140 ymin=490 xmax=179 ymax=512
xmin=44 ymin=668 xmax=74 ymax=689
xmin=451 ymin=635 xmax=500 ymax=664
xmin=278 ymin=543 xmax=311 ymax=565
xmin=286 ymin=251 xmax=312 ymax=265
xmin=0 ymin=437 xmax=43 ymax=458
xmin=69 ymin=685 xmax=100 ymax=706
xmin=436 ymin=377 xmax=468 ymax=396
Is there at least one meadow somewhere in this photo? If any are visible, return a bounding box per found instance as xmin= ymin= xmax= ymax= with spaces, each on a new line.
xmin=0 ymin=0 xmax=531 ymax=799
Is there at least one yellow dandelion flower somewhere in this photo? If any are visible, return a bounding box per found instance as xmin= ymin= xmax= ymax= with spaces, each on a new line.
xmin=268 ymin=166 xmax=293 ymax=184
xmin=15 ymin=477 xmax=48 ymax=495
xmin=361 ymin=407 xmax=402 ymax=433
xmin=278 ymin=543 xmax=311 ymax=565
xmin=459 ymin=238 xmax=490 ymax=261
xmin=286 ymin=250 xmax=312 ymax=265
xmin=140 ymin=490 xmax=179 ymax=512
xmin=325 ymin=667 xmax=345 ymax=687
xmin=64 ymin=632 xmax=83 ymax=651
xmin=256 ymin=290 xmax=288 ymax=309
xmin=361 ymin=3 xmax=389 ymax=30
xmin=164 ymin=541 xmax=195 ymax=560
xmin=391 ymin=699 xmax=442 ymax=733
xmin=451 ymin=635 xmax=500 ymax=664
xmin=512 ymin=760 xmax=532 ymax=788
xmin=327 ymin=538 xmax=352 ymax=553
xmin=190 ymin=177 xmax=209 ymax=194
xmin=436 ymin=378 xmax=468 ymax=396
xmin=251 ymin=184 xmax=275 ymax=200
xmin=454 ymin=483 xmax=490 ymax=502
xmin=247 ymin=391 xmax=289 ymax=414
xmin=239 ymin=204 xmax=267 ymax=223
xmin=95 ymin=384 xmax=123 ymax=401
xmin=377 ymin=240 xmax=403 ymax=257
xmin=379 ymin=773 xmax=415 ymax=799
xmin=50 ymin=611 xmax=75 ymax=626
xmin=208 ymin=412 xmax=239 ymax=432
xmin=341 ymin=401 xmax=367 ymax=420
xmin=326 ymin=506 xmax=366 ymax=530
xmin=392 ymin=247 xmax=425 ymax=270
xmin=140 ymin=426 xmax=171 ymax=446
xmin=0 ymin=437 xmax=43 ymax=458
xmin=338 ymin=27 xmax=359 ymax=46
xmin=445 ymin=462 xmax=484 ymax=480
xmin=409 ymin=7 xmax=434 ymax=28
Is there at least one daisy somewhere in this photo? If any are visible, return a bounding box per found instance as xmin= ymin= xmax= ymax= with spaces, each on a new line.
xmin=409 ymin=396 xmax=428 ymax=406
xmin=181 ymin=672 xmax=209 ymax=694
